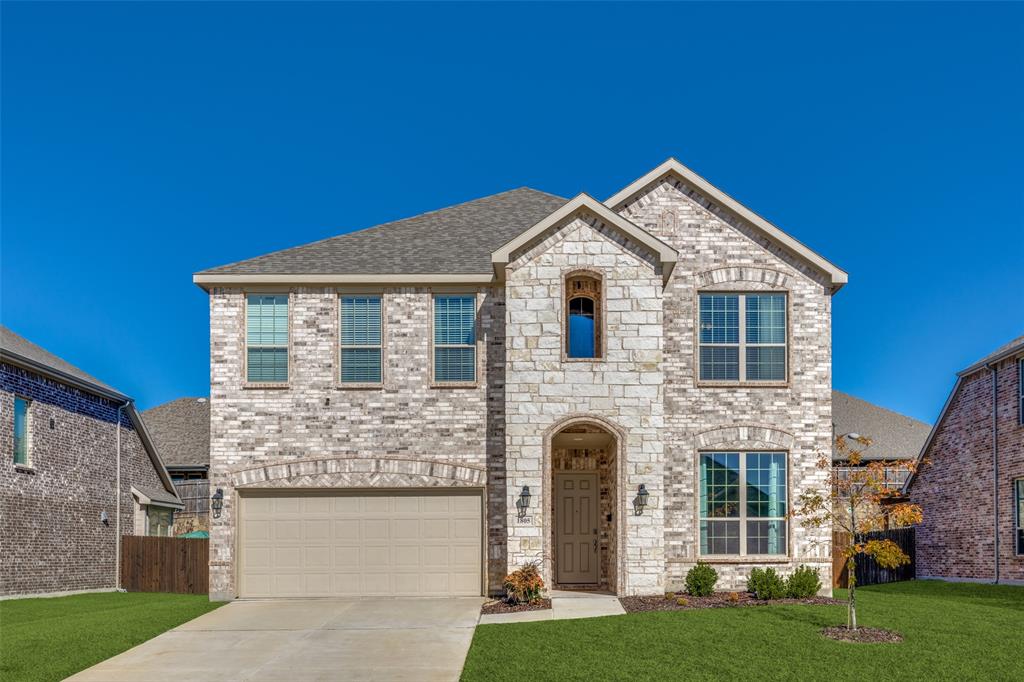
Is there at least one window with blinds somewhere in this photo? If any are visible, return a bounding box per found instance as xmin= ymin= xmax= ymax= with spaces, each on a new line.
xmin=246 ymin=294 xmax=289 ymax=383
xmin=340 ymin=295 xmax=383 ymax=384
xmin=434 ymin=295 xmax=476 ymax=383
xmin=699 ymin=293 xmax=787 ymax=382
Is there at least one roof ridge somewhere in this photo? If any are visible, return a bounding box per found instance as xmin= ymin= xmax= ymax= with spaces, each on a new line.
xmin=196 ymin=186 xmax=565 ymax=275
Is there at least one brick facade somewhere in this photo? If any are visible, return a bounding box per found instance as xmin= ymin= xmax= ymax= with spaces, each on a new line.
xmin=206 ymin=172 xmax=838 ymax=599
xmin=1 ymin=363 xmax=166 ymax=597
xmin=910 ymin=351 xmax=1024 ymax=584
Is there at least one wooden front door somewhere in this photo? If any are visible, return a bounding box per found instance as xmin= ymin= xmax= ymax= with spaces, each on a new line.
xmin=555 ymin=473 xmax=599 ymax=585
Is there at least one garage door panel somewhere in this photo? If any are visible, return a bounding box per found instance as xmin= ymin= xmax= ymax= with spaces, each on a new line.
xmin=240 ymin=491 xmax=482 ymax=598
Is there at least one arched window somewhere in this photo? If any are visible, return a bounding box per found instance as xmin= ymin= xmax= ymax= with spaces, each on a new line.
xmin=565 ymin=274 xmax=602 ymax=359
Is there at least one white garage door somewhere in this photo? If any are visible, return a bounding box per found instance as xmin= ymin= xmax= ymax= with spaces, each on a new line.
xmin=238 ymin=490 xmax=483 ymax=598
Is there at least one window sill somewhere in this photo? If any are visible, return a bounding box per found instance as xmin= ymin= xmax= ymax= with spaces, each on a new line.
xmin=695 ymin=555 xmax=791 ymax=564
xmin=430 ymin=382 xmax=479 ymax=390
xmin=562 ymin=357 xmax=606 ymax=363
xmin=14 ymin=464 xmax=36 ymax=474
xmin=335 ymin=383 xmax=385 ymax=391
xmin=696 ymin=381 xmax=789 ymax=389
xmin=242 ymin=382 xmax=290 ymax=390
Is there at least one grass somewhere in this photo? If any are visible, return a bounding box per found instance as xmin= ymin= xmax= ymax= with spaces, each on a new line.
xmin=0 ymin=591 xmax=223 ymax=682
xmin=462 ymin=581 xmax=1024 ymax=681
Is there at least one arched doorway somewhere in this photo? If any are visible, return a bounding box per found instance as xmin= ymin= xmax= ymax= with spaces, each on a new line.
xmin=547 ymin=420 xmax=620 ymax=593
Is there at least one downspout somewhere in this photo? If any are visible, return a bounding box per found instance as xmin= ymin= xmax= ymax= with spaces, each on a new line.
xmin=987 ymin=363 xmax=999 ymax=584
xmin=115 ymin=400 xmax=129 ymax=592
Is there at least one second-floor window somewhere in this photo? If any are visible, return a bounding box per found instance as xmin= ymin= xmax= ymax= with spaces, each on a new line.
xmin=434 ymin=294 xmax=476 ymax=383
xmin=13 ymin=396 xmax=30 ymax=465
xmin=699 ymin=293 xmax=787 ymax=382
xmin=246 ymin=294 xmax=289 ymax=383
xmin=340 ymin=295 xmax=383 ymax=384
xmin=565 ymin=274 xmax=602 ymax=359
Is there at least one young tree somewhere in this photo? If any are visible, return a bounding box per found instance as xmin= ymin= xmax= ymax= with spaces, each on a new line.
xmin=793 ymin=435 xmax=923 ymax=630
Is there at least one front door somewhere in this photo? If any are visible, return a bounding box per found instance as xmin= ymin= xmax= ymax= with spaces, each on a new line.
xmin=555 ymin=473 xmax=599 ymax=585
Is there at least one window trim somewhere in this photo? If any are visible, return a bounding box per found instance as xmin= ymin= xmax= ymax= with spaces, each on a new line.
xmin=561 ymin=269 xmax=605 ymax=362
xmin=696 ymin=450 xmax=791 ymax=559
xmin=12 ymin=395 xmax=31 ymax=467
xmin=145 ymin=505 xmax=173 ymax=537
xmin=242 ymin=291 xmax=292 ymax=388
xmin=1015 ymin=478 xmax=1024 ymax=556
xmin=337 ymin=292 xmax=386 ymax=388
xmin=430 ymin=291 xmax=480 ymax=388
xmin=695 ymin=290 xmax=790 ymax=387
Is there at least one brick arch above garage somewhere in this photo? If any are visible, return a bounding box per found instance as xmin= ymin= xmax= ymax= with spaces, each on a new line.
xmin=230 ymin=456 xmax=487 ymax=489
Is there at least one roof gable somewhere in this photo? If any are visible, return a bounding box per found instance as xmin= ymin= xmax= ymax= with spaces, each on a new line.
xmin=491 ymin=193 xmax=679 ymax=284
xmin=605 ymin=158 xmax=848 ymax=291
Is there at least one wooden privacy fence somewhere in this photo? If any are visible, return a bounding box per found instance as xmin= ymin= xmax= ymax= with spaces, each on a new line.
xmin=172 ymin=479 xmax=211 ymax=516
xmin=832 ymin=527 xmax=915 ymax=588
xmin=120 ymin=536 xmax=209 ymax=594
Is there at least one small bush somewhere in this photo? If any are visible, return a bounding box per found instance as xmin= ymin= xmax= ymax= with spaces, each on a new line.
xmin=785 ymin=565 xmax=822 ymax=599
xmin=676 ymin=596 xmax=688 ymax=607
xmin=684 ymin=562 xmax=718 ymax=597
xmin=503 ymin=562 xmax=544 ymax=604
xmin=664 ymin=592 xmax=676 ymax=600
xmin=727 ymin=591 xmax=740 ymax=604
xmin=747 ymin=567 xmax=786 ymax=600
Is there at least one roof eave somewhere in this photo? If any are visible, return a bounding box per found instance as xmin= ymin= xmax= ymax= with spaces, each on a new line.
xmin=193 ymin=272 xmax=497 ymax=291
xmin=605 ymin=158 xmax=848 ymax=293
xmin=491 ymin=193 xmax=680 ymax=286
xmin=956 ymin=340 xmax=1024 ymax=377
xmin=0 ymin=349 xmax=129 ymax=402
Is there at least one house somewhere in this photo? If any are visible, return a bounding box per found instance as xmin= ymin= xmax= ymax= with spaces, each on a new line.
xmin=1 ymin=326 xmax=182 ymax=598
xmin=832 ymin=390 xmax=932 ymax=493
xmin=194 ymin=158 xmax=848 ymax=601
xmin=143 ymin=397 xmax=211 ymax=534
xmin=905 ymin=336 xmax=1024 ymax=585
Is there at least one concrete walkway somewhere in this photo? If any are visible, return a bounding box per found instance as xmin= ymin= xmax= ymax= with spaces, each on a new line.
xmin=479 ymin=589 xmax=626 ymax=625
xmin=68 ymin=597 xmax=484 ymax=682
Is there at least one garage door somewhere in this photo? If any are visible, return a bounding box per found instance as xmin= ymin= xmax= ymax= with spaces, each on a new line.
xmin=238 ymin=490 xmax=483 ymax=598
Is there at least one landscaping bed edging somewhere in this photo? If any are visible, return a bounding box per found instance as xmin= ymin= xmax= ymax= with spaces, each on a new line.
xmin=620 ymin=592 xmax=842 ymax=613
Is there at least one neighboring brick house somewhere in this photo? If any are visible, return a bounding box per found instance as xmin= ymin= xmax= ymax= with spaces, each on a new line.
xmin=194 ymin=158 xmax=848 ymax=601
xmin=143 ymin=397 xmax=211 ymax=534
xmin=1 ymin=326 xmax=181 ymax=598
xmin=906 ymin=336 xmax=1024 ymax=585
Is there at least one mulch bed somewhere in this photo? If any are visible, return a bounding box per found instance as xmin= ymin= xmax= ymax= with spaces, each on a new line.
xmin=481 ymin=598 xmax=552 ymax=615
xmin=821 ymin=626 xmax=903 ymax=643
xmin=620 ymin=592 xmax=843 ymax=613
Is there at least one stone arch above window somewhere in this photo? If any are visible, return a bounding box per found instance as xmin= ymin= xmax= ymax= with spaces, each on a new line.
xmin=694 ymin=425 xmax=795 ymax=452
xmin=696 ymin=266 xmax=792 ymax=291
xmin=565 ymin=271 xmax=603 ymax=359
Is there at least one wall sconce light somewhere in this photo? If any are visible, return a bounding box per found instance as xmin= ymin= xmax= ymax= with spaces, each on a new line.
xmin=211 ymin=488 xmax=224 ymax=519
xmin=633 ymin=484 xmax=650 ymax=516
xmin=515 ymin=486 xmax=531 ymax=520
xmin=100 ymin=511 xmax=109 ymax=526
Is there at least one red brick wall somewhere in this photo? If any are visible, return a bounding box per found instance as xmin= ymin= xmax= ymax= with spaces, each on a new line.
xmin=1 ymin=363 xmax=168 ymax=597
xmin=911 ymin=353 xmax=1024 ymax=583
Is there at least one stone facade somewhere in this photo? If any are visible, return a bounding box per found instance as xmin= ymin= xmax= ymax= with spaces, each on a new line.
xmin=206 ymin=170 xmax=838 ymax=599
xmin=0 ymin=363 xmax=166 ymax=597
xmin=910 ymin=352 xmax=1024 ymax=584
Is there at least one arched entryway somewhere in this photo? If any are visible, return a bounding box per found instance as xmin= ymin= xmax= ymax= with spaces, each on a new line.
xmin=546 ymin=419 xmax=622 ymax=593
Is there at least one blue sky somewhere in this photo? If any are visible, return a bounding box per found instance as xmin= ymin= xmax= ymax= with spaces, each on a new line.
xmin=2 ymin=2 xmax=1021 ymax=422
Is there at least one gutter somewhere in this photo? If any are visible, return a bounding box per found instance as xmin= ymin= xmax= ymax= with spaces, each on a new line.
xmin=115 ymin=401 xmax=127 ymax=592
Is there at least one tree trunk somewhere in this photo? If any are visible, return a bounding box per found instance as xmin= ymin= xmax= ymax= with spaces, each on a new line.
xmin=848 ymin=497 xmax=857 ymax=631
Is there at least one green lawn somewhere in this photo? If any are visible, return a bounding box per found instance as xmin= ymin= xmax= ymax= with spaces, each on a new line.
xmin=0 ymin=592 xmax=222 ymax=682
xmin=462 ymin=581 xmax=1024 ymax=681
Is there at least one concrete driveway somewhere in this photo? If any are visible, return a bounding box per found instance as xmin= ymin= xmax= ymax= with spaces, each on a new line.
xmin=68 ymin=597 xmax=484 ymax=682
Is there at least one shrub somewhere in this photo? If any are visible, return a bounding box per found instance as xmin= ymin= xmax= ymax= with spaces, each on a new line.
xmin=676 ymin=596 xmax=688 ymax=607
xmin=664 ymin=592 xmax=676 ymax=600
xmin=747 ymin=567 xmax=786 ymax=600
xmin=727 ymin=591 xmax=740 ymax=604
xmin=684 ymin=562 xmax=718 ymax=596
xmin=785 ymin=565 xmax=822 ymax=599
xmin=503 ymin=562 xmax=544 ymax=604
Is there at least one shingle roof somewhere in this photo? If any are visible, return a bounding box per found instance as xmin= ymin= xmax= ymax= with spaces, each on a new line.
xmin=832 ymin=390 xmax=932 ymax=462
xmin=0 ymin=325 xmax=124 ymax=398
xmin=958 ymin=334 xmax=1024 ymax=376
xmin=133 ymin=484 xmax=183 ymax=508
xmin=198 ymin=187 xmax=567 ymax=276
xmin=142 ymin=397 xmax=210 ymax=468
